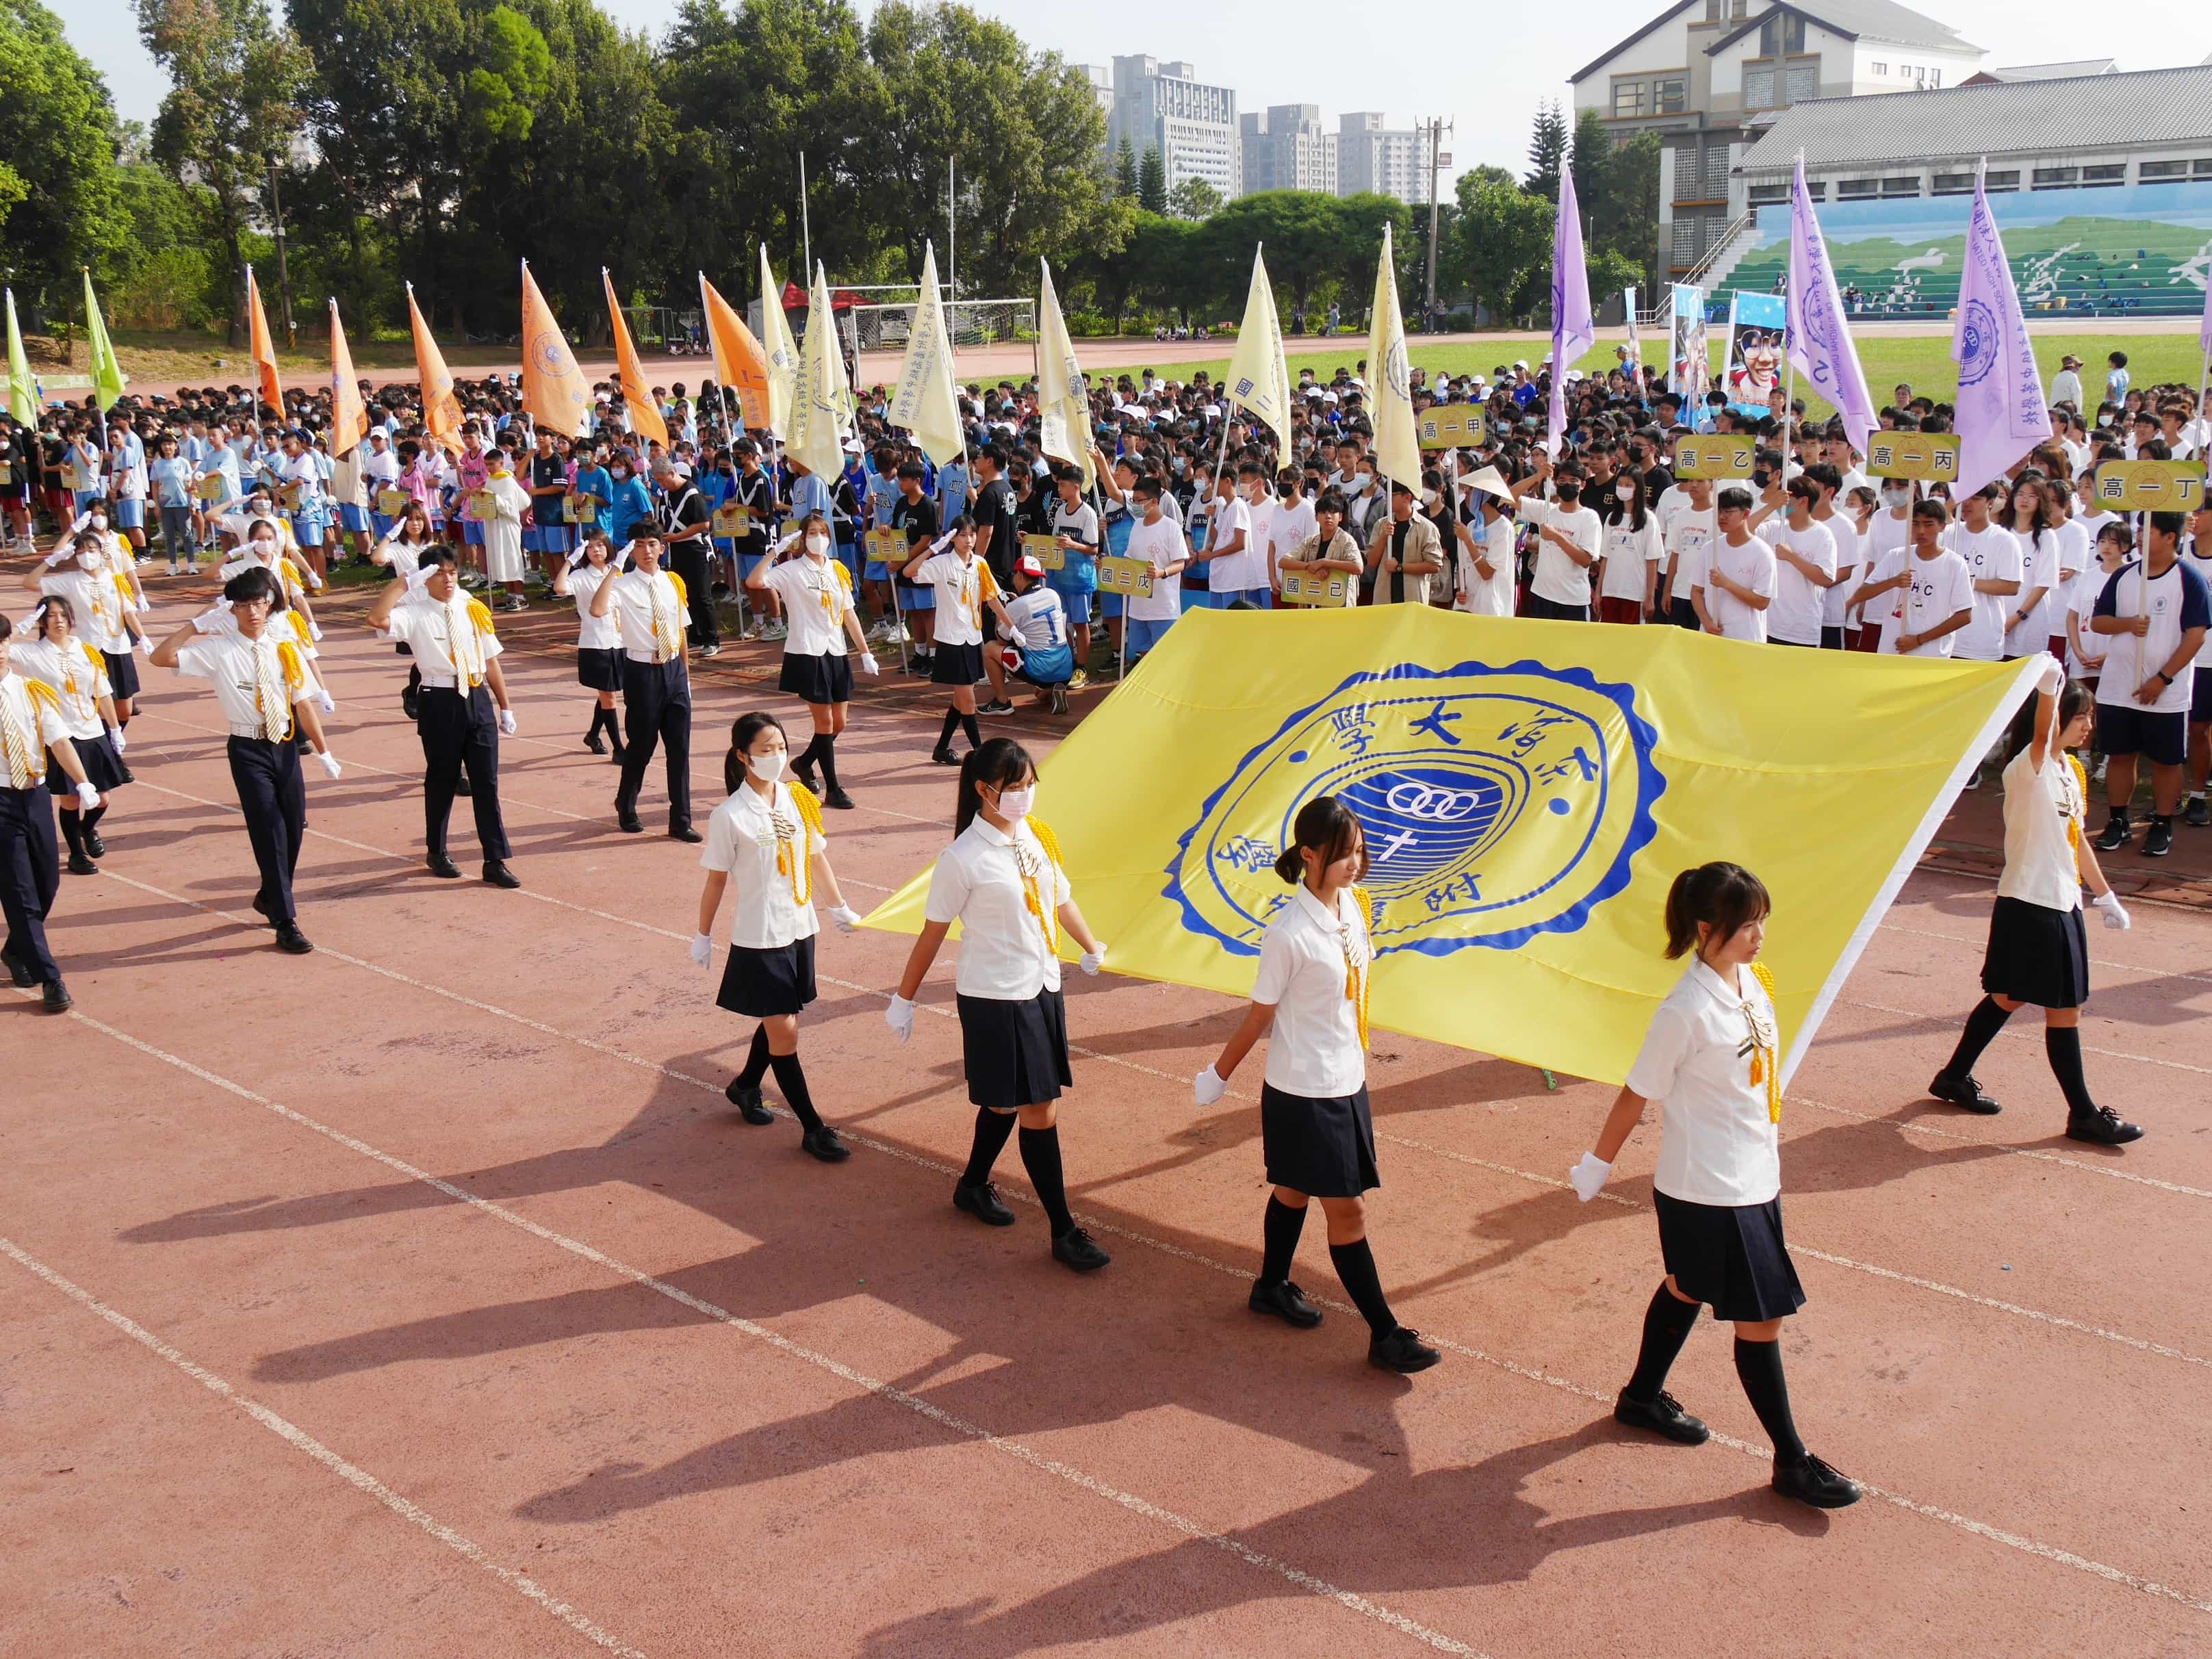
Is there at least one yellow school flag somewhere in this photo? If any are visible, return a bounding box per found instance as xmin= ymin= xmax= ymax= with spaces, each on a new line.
xmin=758 ymin=243 xmax=799 ymax=439
xmin=405 ymin=281 xmax=463 ymax=454
xmin=700 ymin=272 xmax=771 ymax=430
xmin=83 ymin=269 xmax=129 ymax=412
xmin=603 ymin=268 xmax=669 ymax=448
xmin=1366 ymin=221 xmax=1420 ymax=489
xmin=890 ymin=242 xmax=964 ymax=467
xmin=1222 ymin=245 xmax=1291 ymax=454
xmin=520 ymin=260 xmax=590 ymax=438
xmin=5 ymin=289 xmax=35 ymax=426
xmin=786 ymin=263 xmax=848 ymax=483
xmin=1035 ymin=257 xmax=1094 ymax=487
xmin=864 ymin=608 xmax=2040 ymax=1089
xmin=245 ymin=264 xmax=283 ymax=416
xmin=326 ymin=298 xmax=368 ymax=456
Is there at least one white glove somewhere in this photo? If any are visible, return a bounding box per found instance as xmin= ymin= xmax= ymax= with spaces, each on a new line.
xmin=403 ymin=563 xmax=434 ymax=591
xmin=307 ymin=620 xmax=324 ymax=641
xmin=2036 ymin=654 xmax=2066 ymax=697
xmin=885 ymin=994 xmax=915 ymax=1042
xmin=74 ymin=780 xmax=101 ymax=810
xmin=828 ymin=904 xmax=862 ymax=933
xmin=1079 ymin=943 xmax=1107 ymax=976
xmin=109 ymin=725 xmax=127 ymax=754
xmin=498 ymin=707 xmax=517 ymax=736
xmin=316 ymin=751 xmax=343 ymax=780
xmin=315 ymin=689 xmax=335 ymax=713
xmin=2092 ymin=890 xmax=2131 ymax=931
xmin=305 ymin=571 xmax=324 ymax=591
xmin=1569 ymin=1152 xmax=1612 ymax=1203
xmin=689 ymin=931 xmax=713 ymax=967
xmin=135 ymin=634 xmax=153 ymax=656
xmin=1193 ymin=1064 xmax=1228 ymax=1107
xmin=859 ymin=652 xmax=879 ymax=676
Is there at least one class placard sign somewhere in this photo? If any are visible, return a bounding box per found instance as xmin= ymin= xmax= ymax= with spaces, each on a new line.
xmin=276 ymin=480 xmax=305 ymax=510
xmin=1020 ymin=532 xmax=1064 ymax=571
xmin=565 ymin=492 xmax=597 ymax=524
xmin=711 ymin=503 xmax=752 ymax=537
xmin=864 ymin=527 xmax=908 ymax=566
xmin=1417 ymin=406 xmax=1486 ymax=450
xmin=1278 ymin=569 xmax=1351 ymax=606
xmin=2094 ymin=459 xmax=2206 ymax=511
xmin=376 ymin=488 xmax=409 ymax=517
xmin=463 ymin=488 xmax=497 ymax=522
xmin=1096 ymin=554 xmax=1154 ymax=597
xmin=0 ymin=464 xmax=11 ymax=486
xmin=1674 ymin=433 xmax=1756 ymax=479
xmin=195 ymin=474 xmax=228 ymax=502
xmin=1866 ymin=432 xmax=1962 ymax=483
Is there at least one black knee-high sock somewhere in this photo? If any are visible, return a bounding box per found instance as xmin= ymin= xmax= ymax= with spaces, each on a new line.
xmin=2044 ymin=1025 xmax=2098 ymax=1116
xmin=1943 ymin=994 xmax=2014 ymax=1078
xmin=960 ymin=1107 xmax=1016 ymax=1186
xmin=938 ymin=706 xmax=962 ymax=751
xmin=81 ymin=803 xmax=107 ymax=833
xmin=57 ymin=810 xmax=84 ymax=858
xmin=735 ymin=1025 xmax=772 ymax=1091
xmin=1624 ymin=1281 xmax=1701 ymax=1402
xmin=961 ymin=712 xmax=981 ymax=749
xmin=793 ymin=732 xmax=822 ymax=775
xmin=1734 ymin=1337 xmax=1808 ymax=1465
xmin=769 ymin=1051 xmax=825 ymax=1133
xmin=1328 ymin=1238 xmax=1398 ymax=1338
xmin=589 ymin=706 xmax=613 ymax=742
xmin=1259 ymin=1195 xmax=1307 ymax=1286
xmin=814 ymin=734 xmax=840 ymax=790
xmin=1017 ymin=1124 xmax=1075 ymax=1235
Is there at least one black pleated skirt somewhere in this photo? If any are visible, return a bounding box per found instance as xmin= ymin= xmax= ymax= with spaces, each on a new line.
xmin=715 ymin=934 xmax=817 ymax=1018
xmin=577 ymin=646 xmax=623 ymax=691
xmin=931 ymin=641 xmax=987 ymax=686
xmin=54 ymin=733 xmax=127 ymax=794
xmin=957 ymin=987 xmax=1071 ymax=1109
xmin=1655 ymin=1191 xmax=1805 ymax=1324
xmin=1980 ymin=895 xmax=2089 ymax=1009
xmin=779 ymin=650 xmax=853 ymax=706
xmin=1261 ymin=1083 xmax=1380 ymax=1198
xmin=101 ymin=648 xmax=140 ymax=701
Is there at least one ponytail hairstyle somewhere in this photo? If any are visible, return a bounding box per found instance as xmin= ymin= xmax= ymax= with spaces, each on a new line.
xmin=1272 ymin=795 xmax=1369 ymax=886
xmin=955 ymin=736 xmax=1036 ymax=834
xmin=1661 ymin=862 xmax=1771 ymax=961
xmin=723 ymin=709 xmax=787 ymax=795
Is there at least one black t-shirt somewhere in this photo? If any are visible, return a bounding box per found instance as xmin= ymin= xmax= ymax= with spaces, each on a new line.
xmin=660 ymin=485 xmax=710 ymax=549
xmin=891 ymin=493 xmax=939 ymax=581
xmin=731 ymin=468 xmax=775 ymax=553
xmin=970 ymin=476 xmax=1016 ymax=585
xmin=1389 ymin=517 xmax=1412 ymax=605
xmin=530 ymin=453 xmax=567 ymax=522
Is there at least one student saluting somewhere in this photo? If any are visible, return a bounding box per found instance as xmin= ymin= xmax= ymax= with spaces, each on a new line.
xmin=0 ymin=610 xmax=101 ymax=1009
xmin=1194 ymin=797 xmax=1441 ymax=1374
xmin=591 ymin=532 xmax=702 ymax=843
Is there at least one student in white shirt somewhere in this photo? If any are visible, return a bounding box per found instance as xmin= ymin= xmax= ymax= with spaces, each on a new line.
xmin=1660 ymin=476 xmax=1716 ymax=630
xmin=0 ymin=609 xmax=99 ymax=1008
xmin=2187 ymin=500 xmax=2212 ymax=827
xmin=1942 ymin=484 xmax=2024 ymax=663
xmin=749 ymin=511 xmax=879 ymax=810
xmin=588 ymin=531 xmax=699 ymax=841
xmin=1508 ymin=454 xmax=1600 ymax=620
xmin=1264 ymin=472 xmax=1316 ymax=599
xmin=2088 ymin=511 xmax=2211 ymax=858
xmin=1121 ymin=478 xmax=1187 ymax=663
xmin=1853 ymin=500 xmax=1972 ymax=658
xmin=886 ymin=738 xmax=1111 ymax=1274
xmin=1929 ymin=662 xmax=2142 ymax=1144
xmin=996 ymin=554 xmax=1075 ymax=712
xmin=1760 ymin=474 xmax=1838 ymax=647
xmin=901 ymin=517 xmax=1014 ymax=764
xmin=1594 ymin=471 xmax=1662 ymax=624
xmin=1201 ymin=463 xmax=1273 ymax=609
xmin=1855 ymin=481 xmax=1916 ymax=650
xmin=372 ymin=502 xmax=441 ymax=721
xmin=551 ymin=530 xmax=628 ymax=762
xmin=1692 ymin=487 xmax=1775 ymax=643
xmin=1192 ymin=797 xmax=1442 ymax=1375
xmin=1454 ymin=490 xmax=1519 ymax=618
xmin=2065 ymin=521 xmax=2130 ymax=691
xmin=1570 ymin=861 xmax=1861 ymax=1511
xmin=692 ymin=710 xmax=864 ymax=1163
xmin=2001 ymin=476 xmax=2064 ymax=660
xmin=13 ymin=594 xmax=129 ymax=876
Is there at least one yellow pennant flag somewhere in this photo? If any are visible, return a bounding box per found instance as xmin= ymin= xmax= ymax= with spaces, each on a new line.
xmin=864 ymin=608 xmax=2039 ymax=1088
xmin=83 ymin=270 xmax=129 ymax=412
xmin=786 ymin=263 xmax=848 ymax=483
xmin=1366 ymin=221 xmax=1420 ymax=489
xmin=326 ymin=298 xmax=368 ymax=456
xmin=1222 ymin=245 xmax=1291 ymax=456
xmin=1035 ymin=258 xmax=1094 ymax=488
xmin=758 ymin=244 xmax=799 ymax=439
xmin=603 ymin=268 xmax=669 ymax=448
xmin=5 ymin=288 xmax=36 ymax=426
xmin=245 ymin=265 xmax=283 ymax=417
xmin=520 ymin=260 xmax=589 ymax=439
xmin=699 ymin=272 xmax=771 ymax=430
xmin=405 ymin=281 xmax=463 ymax=454
xmin=888 ymin=242 xmax=964 ymax=467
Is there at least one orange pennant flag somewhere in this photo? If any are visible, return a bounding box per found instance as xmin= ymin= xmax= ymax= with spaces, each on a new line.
xmin=326 ymin=298 xmax=369 ymax=456
xmin=520 ymin=260 xmax=590 ymax=439
xmin=602 ymin=268 xmax=668 ymax=449
xmin=245 ymin=265 xmax=283 ymax=418
xmin=699 ymin=272 xmax=771 ymax=431
xmin=405 ymin=281 xmax=463 ymax=455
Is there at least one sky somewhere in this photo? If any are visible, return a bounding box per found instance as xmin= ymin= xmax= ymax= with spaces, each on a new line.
xmin=55 ymin=0 xmax=2210 ymax=186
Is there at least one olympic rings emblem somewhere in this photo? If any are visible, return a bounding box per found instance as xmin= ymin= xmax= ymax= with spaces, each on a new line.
xmin=1384 ymin=782 xmax=1483 ymax=821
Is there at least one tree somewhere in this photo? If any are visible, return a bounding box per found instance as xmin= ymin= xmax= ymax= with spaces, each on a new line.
xmin=1569 ymin=105 xmax=1661 ymax=296
xmin=1167 ymin=176 xmax=1220 ymax=222
xmin=1137 ymin=146 xmax=1168 ymax=214
xmin=1447 ymin=172 xmax=1552 ymax=326
xmin=1524 ymin=100 xmax=1567 ymax=203
xmin=0 ymin=0 xmax=130 ymax=322
xmin=1114 ymin=136 xmax=1137 ymax=199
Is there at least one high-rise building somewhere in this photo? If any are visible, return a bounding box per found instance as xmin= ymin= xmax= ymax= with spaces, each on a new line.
xmin=1109 ymin=55 xmax=1240 ymax=200
xmin=1240 ymin=103 xmax=1338 ymax=196
xmin=1075 ymin=62 xmax=1114 ymax=123
xmin=1338 ymin=112 xmax=1430 ymax=205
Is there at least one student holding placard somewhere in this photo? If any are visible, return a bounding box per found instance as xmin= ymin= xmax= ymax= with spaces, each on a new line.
xmin=2089 ymin=511 xmax=2211 ymax=858
xmin=1044 ymin=466 xmax=1100 ymax=682
xmin=1279 ymin=490 xmax=1362 ymax=610
xmin=889 ymin=463 xmax=940 ymax=671
xmin=1121 ymin=478 xmax=1186 ymax=665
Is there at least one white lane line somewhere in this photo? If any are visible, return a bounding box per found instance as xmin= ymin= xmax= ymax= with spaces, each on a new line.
xmin=0 ymin=1236 xmax=645 ymax=1657
xmin=1875 ymin=916 xmax=2212 ymax=990
xmin=1841 ymin=994 xmax=2212 ymax=1078
xmin=31 ymin=1003 xmax=1482 ymax=1659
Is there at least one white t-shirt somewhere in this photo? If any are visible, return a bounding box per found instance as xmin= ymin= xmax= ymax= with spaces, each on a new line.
xmin=10 ymin=637 xmax=110 ymax=739
xmin=1212 ymin=495 xmax=1265 ymax=591
xmin=2063 ymin=561 xmax=2118 ymax=679
xmin=1663 ymin=505 xmax=1715 ymax=608
xmin=914 ymin=550 xmax=999 ymax=647
xmin=1997 ymin=745 xmax=2084 ymax=915
xmin=2090 ymin=557 xmax=2212 ymax=715
xmin=1457 ymin=515 xmax=1518 ymax=617
xmin=1267 ymin=496 xmax=1317 ymax=588
xmin=1819 ymin=513 xmax=1860 ymax=629
xmin=1765 ymin=517 xmax=1834 ymax=645
xmin=1701 ymin=533 xmax=1777 ymax=643
xmin=921 ymin=817 xmax=1070 ymax=999
xmin=764 ymin=554 xmax=856 ymax=658
xmin=1597 ymin=514 xmax=1662 ymax=603
xmin=1250 ymin=884 xmax=1370 ymax=1098
xmin=567 ymin=563 xmax=622 ymax=651
xmin=1524 ymin=499 xmax=1601 ymax=606
xmin=2005 ymin=528 xmax=2063 ymax=656
xmin=1897 ymin=548 xmax=1975 ymax=657
xmin=1944 ymin=522 xmax=2024 ymax=661
xmin=702 ymin=780 xmax=827 ymax=949
xmin=1124 ymin=514 xmax=1186 ymax=623
xmin=1860 ymin=509 xmax=1914 ymax=632
xmin=1625 ymin=957 xmax=1782 ymax=1207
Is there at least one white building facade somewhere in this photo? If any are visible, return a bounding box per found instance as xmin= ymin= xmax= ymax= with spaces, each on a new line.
xmin=1242 ymin=104 xmax=1338 ymax=196
xmin=1339 ymin=112 xmax=1429 ymax=205
xmin=1110 ymin=55 xmax=1240 ymax=200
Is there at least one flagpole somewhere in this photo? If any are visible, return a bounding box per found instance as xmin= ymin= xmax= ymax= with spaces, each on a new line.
xmin=1784 ymin=151 xmax=1801 ymax=487
xmin=798 ymin=152 xmax=812 ymax=281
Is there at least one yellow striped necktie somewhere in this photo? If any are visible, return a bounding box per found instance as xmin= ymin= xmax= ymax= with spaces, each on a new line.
xmin=253 ymin=639 xmax=289 ymax=741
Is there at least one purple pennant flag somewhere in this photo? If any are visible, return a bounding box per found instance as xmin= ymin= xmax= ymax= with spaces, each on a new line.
xmin=1951 ymin=168 xmax=2051 ymax=498
xmin=1786 ymin=156 xmax=1877 ymax=455
xmin=1548 ymin=166 xmax=1594 ymax=458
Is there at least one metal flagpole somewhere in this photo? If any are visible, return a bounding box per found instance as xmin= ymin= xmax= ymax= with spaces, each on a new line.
xmin=799 ymin=153 xmax=812 ymax=280
xmin=1782 ymin=149 xmax=1801 ymax=489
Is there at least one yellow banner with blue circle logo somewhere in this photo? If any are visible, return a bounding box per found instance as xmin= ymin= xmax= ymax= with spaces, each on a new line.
xmin=862 ymin=607 xmax=2040 ymax=1088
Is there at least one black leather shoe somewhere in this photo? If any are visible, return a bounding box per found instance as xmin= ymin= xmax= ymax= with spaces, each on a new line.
xmin=669 ymin=825 xmax=703 ymax=844
xmin=427 ymin=852 xmax=463 ymax=879
xmin=931 ymin=747 xmax=960 ymax=767
xmin=1773 ymin=1452 xmax=1862 ymax=1509
xmin=801 ymin=1126 xmax=851 ymax=1163
xmin=584 ymin=731 xmax=606 ymax=755
xmin=823 ymin=787 xmax=856 ymax=810
xmin=83 ymin=830 xmax=107 ymax=858
xmin=953 ymin=1181 xmax=1016 ymax=1226
xmin=274 ymin=922 xmax=314 ymax=955
xmin=4 ymin=955 xmax=37 ymax=989
xmin=1928 ymin=1071 xmax=2001 ymax=1114
xmin=726 ymin=1081 xmax=775 ymax=1125
xmin=1368 ymin=1326 xmax=1441 ymax=1374
xmin=455 ymin=775 xmax=472 ymax=797
xmin=1615 ymin=1388 xmax=1710 ymax=1445
xmin=2066 ymin=1105 xmax=2145 ymax=1145
xmin=66 ymin=851 xmax=99 ymax=875
xmin=1248 ymin=1279 xmax=1323 ymax=1328
xmin=607 ymin=745 xmax=626 ymax=767
xmin=790 ymin=764 xmax=819 ymax=795
xmin=481 ymin=860 xmax=520 ymax=889
xmin=617 ymin=813 xmax=645 ymax=834
xmin=401 ymin=686 xmax=420 ymax=720
xmin=112 ymin=762 xmax=134 ymax=784
xmin=249 ymin=892 xmax=277 ymax=926
xmin=41 ymin=979 xmax=72 ymax=1012
xmin=1051 ymin=1226 xmax=1111 ymax=1272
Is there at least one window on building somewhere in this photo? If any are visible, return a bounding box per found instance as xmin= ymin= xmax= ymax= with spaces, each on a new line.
xmin=1870 ymin=62 xmax=1886 ymax=75
xmin=1656 ymin=77 xmax=1687 ymax=113
xmin=1837 ymin=179 xmax=1877 ymax=198
xmin=1672 ymin=218 xmax=1699 ymax=267
xmin=2197 ymin=159 xmax=2212 ymax=177
xmin=1743 ymin=68 xmax=1776 ymax=108
xmin=1880 ymin=176 xmax=1920 ymax=197
xmin=1932 ymin=172 xmax=1976 ymax=195
xmin=1748 ymin=183 xmax=1788 ymax=205
xmin=1984 ymin=170 xmax=2021 ymax=191
xmin=1732 ymin=0 xmax=1748 ymax=17
xmin=2081 ymin=164 xmax=2125 ymax=186
xmin=1613 ymin=80 xmax=1647 ymax=118
xmin=2139 ymin=160 xmax=2189 ymax=180
xmin=1784 ymin=65 xmax=1818 ymax=103
xmin=1927 ymin=68 xmax=1940 ymax=87
xmin=1757 ymin=13 xmax=1806 ymax=53
xmin=1705 ymin=0 xmax=1721 ymax=19
xmin=2031 ymin=166 xmax=2079 ymax=189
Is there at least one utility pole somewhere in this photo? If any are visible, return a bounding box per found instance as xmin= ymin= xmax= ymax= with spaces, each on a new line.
xmin=267 ymin=157 xmax=297 ymax=347
xmin=1422 ymin=118 xmax=1454 ymax=330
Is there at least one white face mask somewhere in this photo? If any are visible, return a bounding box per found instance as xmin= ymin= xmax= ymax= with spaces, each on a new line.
xmin=249 ymin=538 xmax=276 ymax=555
xmin=90 ymin=513 xmax=107 ymax=529
xmin=1422 ymin=489 xmax=1440 ymax=509
xmin=805 ymin=533 xmax=830 ymax=556
xmin=992 ymin=784 xmax=1035 ymax=823
xmin=1883 ymin=487 xmax=1910 ymax=507
xmin=613 ymin=465 xmax=630 ymax=479
xmin=747 ymin=750 xmax=786 ymax=783
xmin=1616 ymin=483 xmax=1636 ymax=502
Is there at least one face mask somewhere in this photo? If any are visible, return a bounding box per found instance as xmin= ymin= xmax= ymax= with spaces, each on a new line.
xmin=90 ymin=513 xmax=107 ymax=529
xmin=613 ymin=465 xmax=630 ymax=479
xmin=747 ymin=750 xmax=786 ymax=783
xmin=1883 ymin=487 xmax=1909 ymax=506
xmin=1555 ymin=487 xmax=1580 ymax=505
xmin=1615 ymin=483 xmax=1635 ymax=502
xmin=992 ymin=784 xmax=1035 ymax=823
xmin=1420 ymin=489 xmax=1440 ymax=509
xmin=1347 ymin=474 xmax=1369 ymax=493
xmin=250 ymin=538 xmax=276 ymax=554
xmin=805 ymin=533 xmax=830 ymax=556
